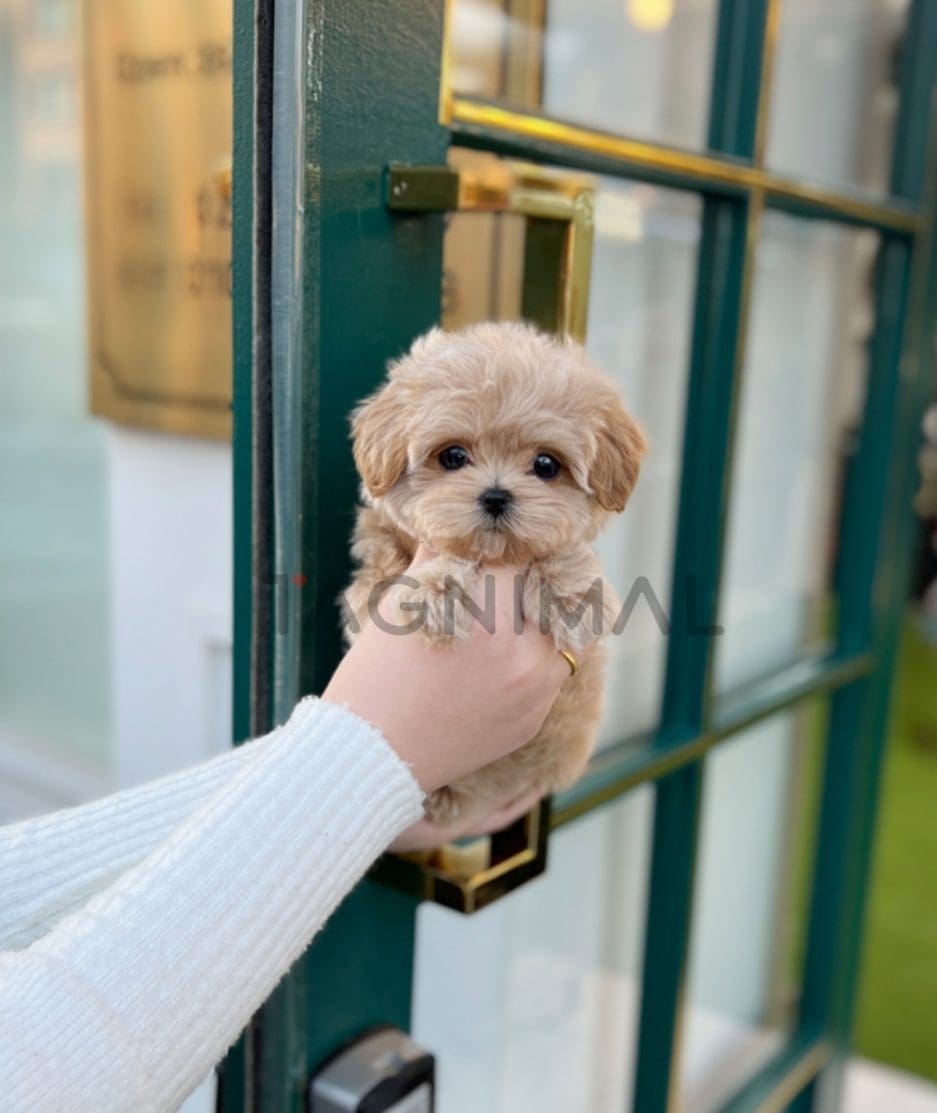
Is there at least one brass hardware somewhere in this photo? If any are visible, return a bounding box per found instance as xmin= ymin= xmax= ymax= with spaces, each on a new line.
xmin=372 ymin=797 xmax=551 ymax=915
xmin=751 ymin=1041 xmax=834 ymax=1113
xmin=438 ymin=96 xmax=921 ymax=235
xmin=388 ymin=160 xmax=595 ymax=340
xmin=83 ymin=0 xmax=233 ymax=440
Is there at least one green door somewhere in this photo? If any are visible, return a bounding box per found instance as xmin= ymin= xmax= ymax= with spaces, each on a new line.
xmin=223 ymin=2 xmax=937 ymax=1111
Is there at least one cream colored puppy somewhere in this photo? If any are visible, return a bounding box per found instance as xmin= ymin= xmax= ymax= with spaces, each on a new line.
xmin=342 ymin=322 xmax=646 ymax=824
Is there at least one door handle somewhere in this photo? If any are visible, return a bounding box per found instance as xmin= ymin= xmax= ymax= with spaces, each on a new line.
xmin=387 ymin=161 xmax=595 ymax=341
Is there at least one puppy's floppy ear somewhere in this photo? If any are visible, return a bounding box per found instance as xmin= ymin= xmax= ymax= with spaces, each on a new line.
xmin=589 ymin=391 xmax=647 ymax=512
xmin=351 ymin=380 xmax=410 ymax=497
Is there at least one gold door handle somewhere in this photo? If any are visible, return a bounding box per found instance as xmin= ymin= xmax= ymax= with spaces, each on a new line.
xmin=387 ymin=161 xmax=595 ymax=341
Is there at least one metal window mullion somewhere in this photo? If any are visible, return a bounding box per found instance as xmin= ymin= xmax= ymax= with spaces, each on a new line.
xmin=220 ymin=0 xmax=276 ymax=1106
xmin=630 ymin=1 xmax=773 ymax=1106
xmin=707 ymin=0 xmax=772 ymax=159
xmin=827 ymin=210 xmax=937 ymax=1061
xmin=448 ymin=112 xmax=921 ymax=233
xmin=631 ymin=195 xmax=758 ymax=1113
xmin=233 ymin=0 xmax=316 ymax=1104
xmin=717 ymin=1031 xmax=833 ymax=1113
xmin=762 ymin=187 xmax=918 ymax=234
xmin=789 ymin=242 xmax=914 ymax=1113
xmin=890 ymin=0 xmax=937 ymax=203
xmin=551 ymin=649 xmax=874 ymax=828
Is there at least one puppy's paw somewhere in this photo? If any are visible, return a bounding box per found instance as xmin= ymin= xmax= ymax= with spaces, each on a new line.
xmin=424 ymin=785 xmax=461 ymax=824
xmin=385 ymin=557 xmax=477 ymax=643
xmin=524 ymin=559 xmax=620 ymax=654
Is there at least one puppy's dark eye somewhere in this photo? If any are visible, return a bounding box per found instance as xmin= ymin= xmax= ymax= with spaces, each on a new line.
xmin=439 ymin=445 xmax=470 ymax=471
xmin=532 ymin=453 xmax=561 ymax=480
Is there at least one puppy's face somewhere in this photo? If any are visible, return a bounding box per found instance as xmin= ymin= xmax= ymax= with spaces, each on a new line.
xmin=351 ymin=323 xmax=647 ymax=563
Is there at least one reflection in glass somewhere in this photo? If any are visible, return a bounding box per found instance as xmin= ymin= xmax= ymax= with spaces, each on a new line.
xmin=765 ymin=0 xmax=908 ymax=194
xmin=715 ymin=215 xmax=877 ymax=694
xmin=447 ymin=0 xmax=720 ymax=152
xmin=679 ymin=704 xmax=825 ymax=1112
xmin=443 ymin=150 xmax=700 ymax=741
xmin=413 ymin=787 xmax=653 ymax=1113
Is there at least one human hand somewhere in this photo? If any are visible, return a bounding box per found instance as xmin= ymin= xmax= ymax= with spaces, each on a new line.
xmin=322 ymin=546 xmax=575 ymax=794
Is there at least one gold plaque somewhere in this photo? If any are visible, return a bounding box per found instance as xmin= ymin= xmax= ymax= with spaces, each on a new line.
xmin=83 ymin=0 xmax=233 ymax=439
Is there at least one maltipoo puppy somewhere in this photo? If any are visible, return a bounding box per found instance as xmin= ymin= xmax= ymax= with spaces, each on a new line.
xmin=342 ymin=322 xmax=646 ymax=825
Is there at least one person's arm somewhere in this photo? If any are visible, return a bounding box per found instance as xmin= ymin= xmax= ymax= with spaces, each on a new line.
xmin=0 ymin=544 xmax=556 ymax=949
xmin=0 ymin=561 xmax=571 ymax=1111
xmin=0 ymin=737 xmax=273 ymax=951
xmin=0 ymin=698 xmax=424 ymax=1112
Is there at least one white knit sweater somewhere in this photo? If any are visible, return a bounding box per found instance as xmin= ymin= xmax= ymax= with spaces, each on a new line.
xmin=0 ymin=698 xmax=424 ymax=1112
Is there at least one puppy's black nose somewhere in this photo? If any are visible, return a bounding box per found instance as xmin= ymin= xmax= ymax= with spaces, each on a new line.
xmin=480 ymin=487 xmax=512 ymax=518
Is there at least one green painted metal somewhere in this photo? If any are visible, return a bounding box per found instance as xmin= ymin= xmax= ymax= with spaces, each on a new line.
xmin=221 ymin=0 xmax=264 ymax=1104
xmin=891 ymin=0 xmax=937 ymax=203
xmin=631 ymin=195 xmax=753 ymax=1113
xmin=763 ymin=191 xmax=919 ymax=234
xmin=706 ymin=0 xmax=770 ymax=158
xmin=450 ymin=120 xmax=750 ymax=199
xmin=632 ymin=2 xmax=771 ymax=1106
xmin=303 ymin=883 xmax=423 ymax=1063
xmin=278 ymin=0 xmax=449 ymax=1103
xmin=805 ymin=239 xmax=913 ymax=905
xmin=719 ymin=1032 xmax=831 ymax=1113
xmin=552 ymin=649 xmax=873 ymax=828
xmin=633 ymin=764 xmax=705 ymax=1113
xmin=450 ymin=124 xmax=920 ymax=236
xmin=230 ymin=0 xmax=258 ymax=756
xmin=297 ymin=0 xmax=449 ymax=701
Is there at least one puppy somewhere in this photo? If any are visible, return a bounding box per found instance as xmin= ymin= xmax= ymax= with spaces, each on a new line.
xmin=342 ymin=322 xmax=646 ymax=825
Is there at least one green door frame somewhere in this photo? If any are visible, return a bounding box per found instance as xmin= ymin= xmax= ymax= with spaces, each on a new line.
xmin=224 ymin=1 xmax=937 ymax=1111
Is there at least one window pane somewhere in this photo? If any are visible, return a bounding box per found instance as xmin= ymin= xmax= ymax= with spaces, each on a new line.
xmin=413 ymin=787 xmax=653 ymax=1113
xmin=714 ymin=215 xmax=876 ymax=694
xmin=679 ymin=703 xmax=825 ymax=1112
xmin=765 ymin=0 xmax=909 ymax=195
xmin=0 ymin=0 xmax=111 ymax=777
xmin=0 ymin=0 xmax=234 ymax=823
xmin=443 ymin=151 xmax=700 ymax=742
xmin=447 ymin=0 xmax=720 ymax=152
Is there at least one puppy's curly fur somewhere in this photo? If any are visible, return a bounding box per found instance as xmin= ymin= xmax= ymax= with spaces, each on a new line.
xmin=342 ymin=322 xmax=646 ymax=824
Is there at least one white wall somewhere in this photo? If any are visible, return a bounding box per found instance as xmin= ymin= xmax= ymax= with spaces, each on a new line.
xmin=107 ymin=427 xmax=233 ymax=789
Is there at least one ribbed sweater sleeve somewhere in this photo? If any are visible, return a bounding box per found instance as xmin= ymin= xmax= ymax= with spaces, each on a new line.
xmin=0 ymin=732 xmax=272 ymax=951
xmin=0 ymin=698 xmax=424 ymax=1112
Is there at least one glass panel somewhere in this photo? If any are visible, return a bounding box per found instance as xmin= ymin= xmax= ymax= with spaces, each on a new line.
xmin=765 ymin=0 xmax=909 ymax=195
xmin=715 ymin=214 xmax=877 ymax=694
xmin=443 ymin=150 xmax=700 ymax=742
xmin=412 ymin=787 xmax=653 ymax=1113
xmin=0 ymin=1 xmax=233 ymax=825
xmin=679 ymin=702 xmax=826 ymax=1112
xmin=0 ymin=0 xmax=111 ymax=774
xmin=447 ymin=0 xmax=720 ymax=152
